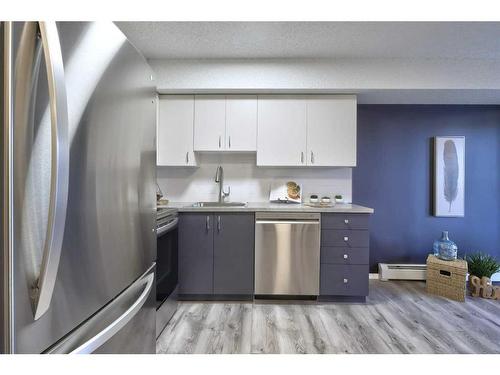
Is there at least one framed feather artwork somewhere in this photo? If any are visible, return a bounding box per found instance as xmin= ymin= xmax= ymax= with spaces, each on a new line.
xmin=433 ymin=136 xmax=465 ymax=217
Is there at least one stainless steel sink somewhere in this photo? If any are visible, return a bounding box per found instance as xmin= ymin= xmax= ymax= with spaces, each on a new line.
xmin=190 ymin=201 xmax=247 ymax=208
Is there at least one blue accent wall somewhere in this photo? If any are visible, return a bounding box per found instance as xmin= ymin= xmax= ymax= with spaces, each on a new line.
xmin=353 ymin=105 xmax=500 ymax=271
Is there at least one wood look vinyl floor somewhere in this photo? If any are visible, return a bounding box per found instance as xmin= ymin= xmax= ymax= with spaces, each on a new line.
xmin=156 ymin=280 xmax=500 ymax=354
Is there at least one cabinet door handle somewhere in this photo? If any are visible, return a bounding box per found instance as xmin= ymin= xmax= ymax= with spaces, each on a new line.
xmin=343 ymin=278 xmax=349 ymax=284
xmin=186 ymin=152 xmax=189 ymax=164
xmin=206 ymin=216 xmax=210 ymax=231
xmin=228 ymin=136 xmax=231 ymax=149
xmin=343 ymin=236 xmax=349 ymax=242
xmin=301 ymin=152 xmax=304 ymax=164
xmin=311 ymin=151 xmax=314 ymax=164
xmin=219 ymin=135 xmax=221 ymax=148
xmin=343 ymin=254 xmax=348 ymax=259
xmin=217 ymin=216 xmax=221 ymax=232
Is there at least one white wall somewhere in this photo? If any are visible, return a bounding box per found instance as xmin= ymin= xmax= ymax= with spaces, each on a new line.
xmin=157 ymin=153 xmax=352 ymax=203
xmin=150 ymin=58 xmax=500 ymax=104
xmin=152 ymin=57 xmax=500 ymax=202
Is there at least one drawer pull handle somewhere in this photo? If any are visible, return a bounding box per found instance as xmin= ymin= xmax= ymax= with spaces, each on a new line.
xmin=343 ymin=254 xmax=348 ymax=259
xmin=343 ymin=278 xmax=349 ymax=284
xmin=344 ymin=219 xmax=349 ymax=224
xmin=343 ymin=236 xmax=349 ymax=242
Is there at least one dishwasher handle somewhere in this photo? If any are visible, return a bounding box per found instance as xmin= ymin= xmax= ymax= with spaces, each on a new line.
xmin=256 ymin=220 xmax=319 ymax=225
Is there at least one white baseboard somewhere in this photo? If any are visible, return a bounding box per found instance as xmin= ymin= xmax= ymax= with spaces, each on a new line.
xmin=371 ymin=271 xmax=500 ymax=282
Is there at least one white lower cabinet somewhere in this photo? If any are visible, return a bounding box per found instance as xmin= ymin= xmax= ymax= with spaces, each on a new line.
xmin=257 ymin=96 xmax=307 ymax=166
xmin=157 ymin=95 xmax=197 ymax=166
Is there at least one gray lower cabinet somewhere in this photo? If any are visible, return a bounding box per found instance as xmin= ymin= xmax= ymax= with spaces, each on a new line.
xmin=179 ymin=211 xmax=370 ymax=300
xmin=320 ymin=213 xmax=371 ymax=300
xmin=214 ymin=213 xmax=254 ymax=295
xmin=178 ymin=213 xmax=214 ymax=294
xmin=321 ymin=229 xmax=370 ymax=247
xmin=320 ymin=264 xmax=369 ymax=296
xmin=178 ymin=212 xmax=254 ymax=297
xmin=320 ymin=246 xmax=369 ymax=265
xmin=321 ymin=214 xmax=369 ymax=230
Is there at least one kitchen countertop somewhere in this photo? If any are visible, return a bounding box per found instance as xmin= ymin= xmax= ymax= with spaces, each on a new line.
xmin=159 ymin=202 xmax=374 ymax=214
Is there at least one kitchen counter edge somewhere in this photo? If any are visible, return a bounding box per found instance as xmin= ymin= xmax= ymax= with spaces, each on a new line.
xmin=159 ymin=202 xmax=374 ymax=214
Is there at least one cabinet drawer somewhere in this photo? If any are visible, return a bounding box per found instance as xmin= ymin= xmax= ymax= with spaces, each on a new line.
xmin=320 ymin=264 xmax=369 ymax=296
xmin=321 ymin=214 xmax=369 ymax=230
xmin=321 ymin=229 xmax=369 ymax=247
xmin=321 ymin=246 xmax=369 ymax=265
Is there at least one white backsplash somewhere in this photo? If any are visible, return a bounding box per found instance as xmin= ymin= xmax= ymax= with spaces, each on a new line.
xmin=157 ymin=153 xmax=352 ymax=203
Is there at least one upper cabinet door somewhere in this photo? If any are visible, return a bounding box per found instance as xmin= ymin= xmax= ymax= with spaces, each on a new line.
xmin=306 ymin=95 xmax=357 ymax=166
xmin=193 ymin=95 xmax=226 ymax=151
xmin=257 ymin=96 xmax=307 ymax=166
xmin=225 ymin=95 xmax=257 ymax=151
xmin=157 ymin=95 xmax=197 ymax=166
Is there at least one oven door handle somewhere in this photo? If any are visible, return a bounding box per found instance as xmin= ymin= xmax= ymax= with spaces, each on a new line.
xmin=156 ymin=217 xmax=179 ymax=237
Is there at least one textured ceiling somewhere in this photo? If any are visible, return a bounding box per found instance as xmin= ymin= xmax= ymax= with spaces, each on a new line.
xmin=116 ymin=22 xmax=500 ymax=60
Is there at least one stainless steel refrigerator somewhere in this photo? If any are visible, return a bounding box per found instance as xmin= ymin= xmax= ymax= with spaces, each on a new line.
xmin=1 ymin=22 xmax=157 ymax=353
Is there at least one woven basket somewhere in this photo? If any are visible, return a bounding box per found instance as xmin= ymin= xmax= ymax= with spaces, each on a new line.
xmin=426 ymin=255 xmax=467 ymax=302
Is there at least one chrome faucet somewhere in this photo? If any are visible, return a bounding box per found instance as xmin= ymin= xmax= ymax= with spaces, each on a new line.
xmin=215 ymin=165 xmax=230 ymax=203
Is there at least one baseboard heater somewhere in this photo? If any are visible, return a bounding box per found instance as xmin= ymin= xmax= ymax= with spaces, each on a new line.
xmin=378 ymin=263 xmax=427 ymax=281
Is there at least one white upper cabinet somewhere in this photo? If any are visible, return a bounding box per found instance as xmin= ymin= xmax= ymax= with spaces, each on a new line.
xmin=157 ymin=95 xmax=197 ymax=166
xmin=159 ymin=94 xmax=355 ymax=167
xmin=225 ymin=95 xmax=257 ymax=151
xmin=256 ymin=95 xmax=356 ymax=167
xmin=306 ymin=95 xmax=357 ymax=166
xmin=193 ymin=95 xmax=258 ymax=152
xmin=257 ymin=96 xmax=307 ymax=166
xmin=193 ymin=95 xmax=226 ymax=151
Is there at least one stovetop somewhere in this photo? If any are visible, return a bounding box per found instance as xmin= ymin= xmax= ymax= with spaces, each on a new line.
xmin=157 ymin=206 xmax=177 ymax=218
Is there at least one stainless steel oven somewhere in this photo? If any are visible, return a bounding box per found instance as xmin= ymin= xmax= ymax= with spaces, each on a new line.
xmin=156 ymin=208 xmax=179 ymax=338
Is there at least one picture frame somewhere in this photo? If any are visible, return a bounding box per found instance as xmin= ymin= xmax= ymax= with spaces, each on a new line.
xmin=433 ymin=136 xmax=465 ymax=217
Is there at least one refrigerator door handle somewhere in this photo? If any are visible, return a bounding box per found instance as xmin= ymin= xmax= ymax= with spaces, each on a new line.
xmin=46 ymin=269 xmax=155 ymax=354
xmin=71 ymin=272 xmax=154 ymax=354
xmin=32 ymin=22 xmax=70 ymax=320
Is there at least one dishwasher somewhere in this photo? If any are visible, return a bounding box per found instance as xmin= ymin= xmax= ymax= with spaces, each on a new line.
xmin=254 ymin=212 xmax=320 ymax=296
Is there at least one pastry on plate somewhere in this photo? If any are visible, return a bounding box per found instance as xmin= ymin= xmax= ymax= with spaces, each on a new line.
xmin=286 ymin=181 xmax=301 ymax=200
